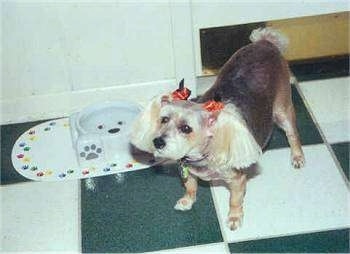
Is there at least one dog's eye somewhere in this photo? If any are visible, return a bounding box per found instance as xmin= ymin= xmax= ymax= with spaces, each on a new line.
xmin=161 ymin=116 xmax=170 ymax=124
xmin=180 ymin=125 xmax=192 ymax=134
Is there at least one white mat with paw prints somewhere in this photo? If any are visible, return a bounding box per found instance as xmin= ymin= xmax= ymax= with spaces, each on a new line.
xmin=11 ymin=110 xmax=153 ymax=182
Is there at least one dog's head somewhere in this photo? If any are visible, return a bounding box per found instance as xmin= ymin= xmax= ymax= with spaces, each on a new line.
xmin=130 ymin=95 xmax=209 ymax=160
xmin=130 ymin=95 xmax=262 ymax=169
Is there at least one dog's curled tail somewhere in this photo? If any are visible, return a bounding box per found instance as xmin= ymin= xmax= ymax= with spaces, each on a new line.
xmin=249 ymin=27 xmax=289 ymax=53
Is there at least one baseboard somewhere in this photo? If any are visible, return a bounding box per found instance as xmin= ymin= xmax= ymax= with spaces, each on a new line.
xmin=0 ymin=79 xmax=176 ymax=125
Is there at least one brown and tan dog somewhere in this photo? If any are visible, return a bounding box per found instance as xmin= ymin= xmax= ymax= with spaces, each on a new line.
xmin=130 ymin=27 xmax=305 ymax=230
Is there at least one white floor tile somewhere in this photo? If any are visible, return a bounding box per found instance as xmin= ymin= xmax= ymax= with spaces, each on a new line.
xmin=299 ymin=77 xmax=350 ymax=143
xmin=147 ymin=242 xmax=229 ymax=254
xmin=1 ymin=180 xmax=81 ymax=252
xmin=211 ymin=144 xmax=350 ymax=243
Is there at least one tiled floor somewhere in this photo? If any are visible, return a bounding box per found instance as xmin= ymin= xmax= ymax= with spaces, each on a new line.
xmin=1 ymin=77 xmax=349 ymax=253
xmin=299 ymin=77 xmax=350 ymax=144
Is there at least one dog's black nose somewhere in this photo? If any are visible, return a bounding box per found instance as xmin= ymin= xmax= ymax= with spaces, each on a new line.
xmin=153 ymin=137 xmax=166 ymax=149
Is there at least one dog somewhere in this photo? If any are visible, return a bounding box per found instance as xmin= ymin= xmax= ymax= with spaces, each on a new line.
xmin=130 ymin=27 xmax=305 ymax=230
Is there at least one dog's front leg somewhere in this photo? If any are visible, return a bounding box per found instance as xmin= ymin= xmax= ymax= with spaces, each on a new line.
xmin=226 ymin=171 xmax=247 ymax=230
xmin=174 ymin=174 xmax=197 ymax=211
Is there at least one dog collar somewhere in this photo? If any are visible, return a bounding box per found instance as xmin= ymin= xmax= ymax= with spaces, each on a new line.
xmin=180 ymin=136 xmax=211 ymax=167
xmin=181 ymin=154 xmax=208 ymax=164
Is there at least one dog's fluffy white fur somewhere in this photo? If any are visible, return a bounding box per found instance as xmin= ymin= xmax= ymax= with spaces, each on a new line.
xmin=208 ymin=104 xmax=262 ymax=170
xmin=131 ymin=98 xmax=262 ymax=171
xmin=250 ymin=27 xmax=289 ymax=53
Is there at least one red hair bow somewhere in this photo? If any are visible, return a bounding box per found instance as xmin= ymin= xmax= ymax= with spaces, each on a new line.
xmin=171 ymin=79 xmax=191 ymax=101
xmin=203 ymin=100 xmax=224 ymax=112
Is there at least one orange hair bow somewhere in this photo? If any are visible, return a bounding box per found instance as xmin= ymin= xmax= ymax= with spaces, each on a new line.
xmin=171 ymin=79 xmax=191 ymax=101
xmin=203 ymin=100 xmax=224 ymax=112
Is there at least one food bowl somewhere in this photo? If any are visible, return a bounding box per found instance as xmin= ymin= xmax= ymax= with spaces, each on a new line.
xmin=70 ymin=101 xmax=141 ymax=167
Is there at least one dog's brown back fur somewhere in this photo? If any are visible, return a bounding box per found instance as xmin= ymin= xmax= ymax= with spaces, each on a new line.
xmin=199 ymin=40 xmax=291 ymax=148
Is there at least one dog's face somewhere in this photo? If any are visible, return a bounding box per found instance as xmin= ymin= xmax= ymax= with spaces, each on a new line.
xmin=130 ymin=96 xmax=212 ymax=160
xmin=152 ymin=100 xmax=211 ymax=160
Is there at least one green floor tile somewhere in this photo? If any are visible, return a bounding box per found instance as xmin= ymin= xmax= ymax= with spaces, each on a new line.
xmin=229 ymin=229 xmax=350 ymax=253
xmin=291 ymin=56 xmax=349 ymax=82
xmin=266 ymin=86 xmax=323 ymax=150
xmin=81 ymin=165 xmax=223 ymax=253
xmin=331 ymin=142 xmax=349 ymax=181
xmin=1 ymin=119 xmax=51 ymax=185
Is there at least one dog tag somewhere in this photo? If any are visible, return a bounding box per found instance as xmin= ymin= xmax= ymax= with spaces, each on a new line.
xmin=179 ymin=164 xmax=190 ymax=179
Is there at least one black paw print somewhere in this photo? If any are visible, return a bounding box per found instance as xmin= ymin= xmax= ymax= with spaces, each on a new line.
xmin=80 ymin=144 xmax=102 ymax=160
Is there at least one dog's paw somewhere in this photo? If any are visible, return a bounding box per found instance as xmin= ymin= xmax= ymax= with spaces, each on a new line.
xmin=227 ymin=215 xmax=243 ymax=231
xmin=174 ymin=197 xmax=195 ymax=211
xmin=227 ymin=209 xmax=243 ymax=231
xmin=292 ymin=154 xmax=305 ymax=169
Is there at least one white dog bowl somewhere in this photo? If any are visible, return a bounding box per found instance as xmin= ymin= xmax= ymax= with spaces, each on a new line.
xmin=70 ymin=101 xmax=141 ymax=167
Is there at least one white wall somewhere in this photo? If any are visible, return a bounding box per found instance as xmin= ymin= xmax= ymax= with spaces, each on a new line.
xmin=1 ymin=0 xmax=349 ymax=124
xmin=1 ymin=1 xmax=196 ymax=124
xmin=2 ymin=2 xmax=176 ymax=98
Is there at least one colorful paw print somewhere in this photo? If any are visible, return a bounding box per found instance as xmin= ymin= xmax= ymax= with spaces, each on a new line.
xmin=45 ymin=170 xmax=53 ymax=176
xmin=18 ymin=142 xmax=31 ymax=152
xmin=30 ymin=166 xmax=38 ymax=171
xmin=42 ymin=121 xmax=56 ymax=132
xmin=17 ymin=154 xmax=24 ymax=159
xmin=23 ymin=157 xmax=31 ymax=163
xmin=59 ymin=173 xmax=66 ymax=178
xmin=82 ymin=169 xmax=90 ymax=175
xmin=29 ymin=136 xmax=37 ymax=141
xmin=58 ymin=169 xmax=76 ymax=179
xmin=37 ymin=172 xmax=44 ymax=177
xmin=90 ymin=167 xmax=97 ymax=172
xmin=27 ymin=130 xmax=37 ymax=141
xmin=103 ymin=167 xmax=111 ymax=172
xmin=21 ymin=165 xmax=29 ymax=170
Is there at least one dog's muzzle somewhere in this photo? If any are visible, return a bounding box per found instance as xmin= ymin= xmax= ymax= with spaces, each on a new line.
xmin=153 ymin=137 xmax=166 ymax=149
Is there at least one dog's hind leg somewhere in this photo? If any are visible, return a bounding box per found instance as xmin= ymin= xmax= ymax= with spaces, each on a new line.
xmin=274 ymin=106 xmax=305 ymax=168
xmin=174 ymin=174 xmax=197 ymax=211
xmin=273 ymin=85 xmax=305 ymax=168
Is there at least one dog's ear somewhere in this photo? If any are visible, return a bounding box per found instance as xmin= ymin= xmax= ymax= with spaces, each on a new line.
xmin=209 ymin=105 xmax=262 ymax=169
xmin=160 ymin=95 xmax=171 ymax=106
xmin=203 ymin=110 xmax=220 ymax=137
xmin=130 ymin=95 xmax=163 ymax=152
